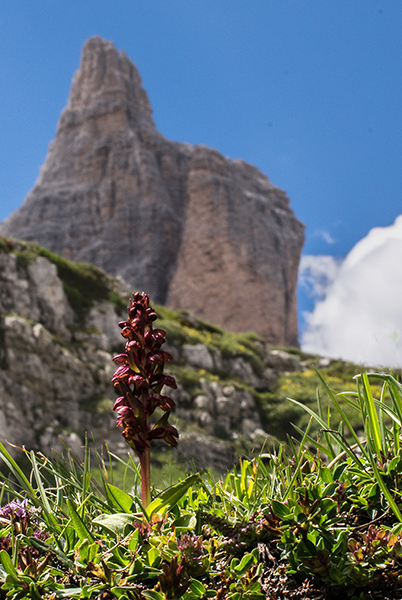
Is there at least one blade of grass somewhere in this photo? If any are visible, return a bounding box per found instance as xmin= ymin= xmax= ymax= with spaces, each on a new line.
xmin=360 ymin=373 xmax=383 ymax=458
xmin=0 ymin=443 xmax=37 ymax=501
xmin=255 ymin=457 xmax=276 ymax=501
xmin=394 ymin=421 xmax=400 ymax=454
xmin=336 ymin=391 xmax=360 ymax=410
xmin=315 ymin=371 xmax=369 ymax=460
xmin=286 ymin=434 xmax=298 ymax=460
xmin=316 ymin=389 xmax=336 ymax=459
xmin=378 ymin=382 xmax=387 ymax=453
xmin=105 ymin=442 xmax=114 ymax=485
xmin=388 ymin=382 xmax=402 ymax=428
xmin=288 ymin=396 xmax=364 ymax=466
xmin=240 ymin=460 xmax=249 ymax=498
xmin=81 ymin=435 xmax=91 ymax=518
xmin=30 ymin=451 xmax=58 ymax=527
xmin=282 ymin=417 xmax=313 ymax=501
xmin=368 ymin=455 xmax=402 ymax=522
xmin=338 ymin=418 xmax=344 ymax=439
xmin=218 ymin=487 xmax=249 ymax=513
xmin=291 ymin=423 xmax=332 ymax=456
xmin=56 ymin=474 xmax=64 ymax=510
xmin=41 ymin=455 xmax=110 ymax=512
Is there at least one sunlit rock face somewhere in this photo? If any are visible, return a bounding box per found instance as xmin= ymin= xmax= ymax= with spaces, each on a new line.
xmin=0 ymin=36 xmax=304 ymax=346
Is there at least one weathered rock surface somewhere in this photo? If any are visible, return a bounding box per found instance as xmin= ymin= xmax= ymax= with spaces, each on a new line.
xmin=0 ymin=241 xmax=121 ymax=457
xmin=0 ymin=237 xmax=307 ymax=470
xmin=0 ymin=36 xmax=304 ymax=346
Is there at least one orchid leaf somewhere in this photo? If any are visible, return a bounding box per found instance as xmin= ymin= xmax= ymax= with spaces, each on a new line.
xmin=93 ymin=512 xmax=134 ymax=535
xmin=147 ymin=474 xmax=200 ymax=517
xmin=106 ymin=483 xmax=134 ymax=512
xmin=66 ymin=498 xmax=94 ymax=543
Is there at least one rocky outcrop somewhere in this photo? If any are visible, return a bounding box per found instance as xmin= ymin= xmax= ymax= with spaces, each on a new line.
xmin=0 ymin=239 xmax=121 ymax=457
xmin=0 ymin=37 xmax=304 ymax=346
xmin=0 ymin=237 xmax=308 ymax=470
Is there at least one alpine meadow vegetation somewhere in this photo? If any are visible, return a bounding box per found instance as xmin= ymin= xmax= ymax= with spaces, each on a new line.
xmin=1 ymin=295 xmax=402 ymax=598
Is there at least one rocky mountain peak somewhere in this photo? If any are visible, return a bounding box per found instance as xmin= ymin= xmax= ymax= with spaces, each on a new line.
xmin=0 ymin=37 xmax=305 ymax=346
xmin=67 ymin=36 xmax=154 ymax=129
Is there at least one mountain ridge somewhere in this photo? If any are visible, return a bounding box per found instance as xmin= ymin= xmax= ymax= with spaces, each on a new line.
xmin=0 ymin=36 xmax=304 ymax=346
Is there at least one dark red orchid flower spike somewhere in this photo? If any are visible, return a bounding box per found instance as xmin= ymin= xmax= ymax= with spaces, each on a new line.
xmin=112 ymin=292 xmax=178 ymax=508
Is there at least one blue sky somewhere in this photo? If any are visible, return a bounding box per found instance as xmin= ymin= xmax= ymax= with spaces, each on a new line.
xmin=1 ymin=1 xmax=402 ymax=351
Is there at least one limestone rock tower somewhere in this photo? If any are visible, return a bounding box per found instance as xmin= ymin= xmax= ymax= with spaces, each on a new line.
xmin=0 ymin=37 xmax=305 ymax=345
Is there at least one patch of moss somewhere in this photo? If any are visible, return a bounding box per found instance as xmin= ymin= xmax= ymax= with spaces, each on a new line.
xmin=325 ymin=359 xmax=365 ymax=379
xmin=156 ymin=305 xmax=262 ymax=359
xmin=213 ymin=331 xmax=265 ymax=376
xmin=181 ymin=313 xmax=223 ymax=335
xmin=158 ymin=309 xmax=265 ymax=376
xmin=39 ymin=251 xmax=111 ymax=320
xmin=154 ymin=304 xmax=182 ymax=322
xmin=155 ymin=305 xmax=223 ymax=334
xmin=157 ymin=319 xmax=194 ymax=346
xmin=84 ymin=326 xmax=102 ymax=335
xmin=108 ymin=291 xmax=128 ymax=315
xmin=5 ymin=239 xmax=126 ymax=323
xmin=167 ymin=364 xmax=253 ymax=398
xmin=14 ymin=250 xmax=37 ymax=269
xmin=166 ymin=365 xmax=205 ymax=396
xmin=268 ymin=345 xmax=320 ymax=363
xmin=0 ymin=236 xmax=13 ymax=254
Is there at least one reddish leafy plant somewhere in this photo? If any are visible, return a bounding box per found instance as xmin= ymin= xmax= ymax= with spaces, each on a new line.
xmin=112 ymin=292 xmax=179 ymax=508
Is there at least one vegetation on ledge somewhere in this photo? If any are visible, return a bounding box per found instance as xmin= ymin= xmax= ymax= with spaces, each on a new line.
xmin=0 ymin=236 xmax=126 ymax=321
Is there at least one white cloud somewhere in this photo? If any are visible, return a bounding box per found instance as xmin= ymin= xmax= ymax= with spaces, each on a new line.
xmin=312 ymin=229 xmax=336 ymax=245
xmin=299 ymin=255 xmax=342 ymax=300
xmin=300 ymin=215 xmax=402 ymax=367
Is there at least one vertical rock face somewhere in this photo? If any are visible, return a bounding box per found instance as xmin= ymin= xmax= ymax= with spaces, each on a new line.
xmin=0 ymin=36 xmax=304 ymax=346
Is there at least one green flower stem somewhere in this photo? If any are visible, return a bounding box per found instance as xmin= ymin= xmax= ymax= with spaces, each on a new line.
xmin=140 ymin=445 xmax=151 ymax=509
xmin=141 ymin=408 xmax=151 ymax=509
